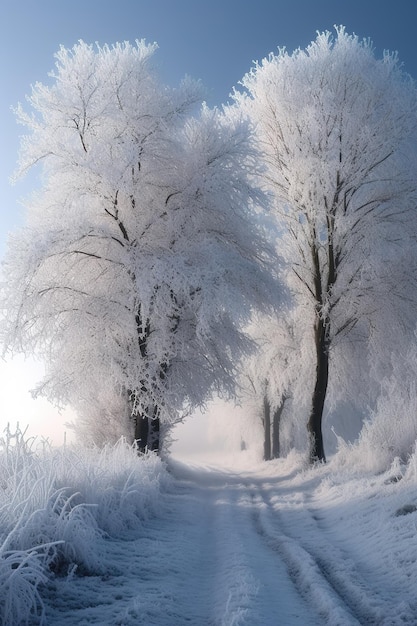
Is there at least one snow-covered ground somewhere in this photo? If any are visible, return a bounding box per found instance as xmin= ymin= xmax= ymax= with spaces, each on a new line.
xmin=2 ymin=429 xmax=417 ymax=625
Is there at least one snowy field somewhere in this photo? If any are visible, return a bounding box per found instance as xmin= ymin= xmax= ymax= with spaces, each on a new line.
xmin=2 ymin=427 xmax=417 ymax=625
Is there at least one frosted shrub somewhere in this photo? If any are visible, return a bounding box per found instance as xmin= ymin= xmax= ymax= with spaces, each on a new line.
xmin=0 ymin=547 xmax=49 ymax=625
xmin=0 ymin=427 xmax=101 ymax=575
xmin=51 ymin=439 xmax=170 ymax=536
xmin=9 ymin=490 xmax=103 ymax=575
xmin=0 ymin=427 xmax=169 ymax=623
xmin=334 ymin=381 xmax=417 ymax=473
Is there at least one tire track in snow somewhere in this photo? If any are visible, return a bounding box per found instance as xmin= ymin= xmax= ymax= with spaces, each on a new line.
xmin=173 ymin=464 xmax=322 ymax=625
xmin=249 ymin=486 xmax=366 ymax=625
xmin=205 ymin=485 xmax=308 ymax=625
xmin=249 ymin=482 xmax=414 ymax=625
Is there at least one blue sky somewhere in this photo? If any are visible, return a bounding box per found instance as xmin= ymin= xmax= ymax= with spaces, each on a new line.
xmin=1 ymin=0 xmax=417 ymax=256
xmin=0 ymin=0 xmax=416 ymax=441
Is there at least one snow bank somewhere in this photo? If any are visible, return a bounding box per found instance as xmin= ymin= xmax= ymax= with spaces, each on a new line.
xmin=0 ymin=426 xmax=169 ymax=625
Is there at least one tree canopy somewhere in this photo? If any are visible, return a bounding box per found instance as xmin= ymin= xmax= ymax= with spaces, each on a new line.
xmin=233 ymin=27 xmax=417 ymax=461
xmin=1 ymin=40 xmax=277 ymax=451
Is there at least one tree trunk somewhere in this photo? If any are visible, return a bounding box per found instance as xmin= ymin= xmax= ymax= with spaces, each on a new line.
xmin=272 ymin=396 xmax=287 ymax=459
xmin=147 ymin=407 xmax=160 ymax=452
xmin=307 ymin=317 xmax=328 ymax=463
xmin=263 ymin=395 xmax=271 ymax=461
xmin=132 ymin=310 xmax=162 ymax=454
xmin=134 ymin=413 xmax=149 ymax=454
xmin=133 ymin=407 xmax=160 ymax=454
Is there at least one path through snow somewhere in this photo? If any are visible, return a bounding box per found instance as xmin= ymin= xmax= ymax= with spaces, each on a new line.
xmin=40 ymin=459 xmax=417 ymax=625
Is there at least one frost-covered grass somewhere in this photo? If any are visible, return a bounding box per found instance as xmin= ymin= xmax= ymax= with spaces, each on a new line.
xmin=0 ymin=426 xmax=169 ymax=625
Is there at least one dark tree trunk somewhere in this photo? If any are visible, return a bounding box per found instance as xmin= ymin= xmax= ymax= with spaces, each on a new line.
xmin=148 ymin=418 xmax=160 ymax=452
xmin=134 ymin=412 xmax=149 ymax=454
xmin=263 ymin=396 xmax=271 ymax=461
xmin=147 ymin=407 xmax=160 ymax=452
xmin=272 ymin=396 xmax=287 ymax=459
xmin=133 ymin=407 xmax=160 ymax=454
xmin=307 ymin=317 xmax=328 ymax=463
xmin=131 ymin=309 xmax=161 ymax=454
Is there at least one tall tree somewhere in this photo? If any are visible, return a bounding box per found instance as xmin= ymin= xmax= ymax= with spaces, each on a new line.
xmin=1 ymin=41 xmax=276 ymax=452
xmin=233 ymin=27 xmax=417 ymax=462
xmin=241 ymin=308 xmax=313 ymax=459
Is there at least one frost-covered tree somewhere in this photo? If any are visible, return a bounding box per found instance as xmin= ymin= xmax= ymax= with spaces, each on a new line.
xmin=1 ymin=41 xmax=276 ymax=452
xmin=240 ymin=306 xmax=314 ymax=460
xmin=233 ymin=27 xmax=417 ymax=462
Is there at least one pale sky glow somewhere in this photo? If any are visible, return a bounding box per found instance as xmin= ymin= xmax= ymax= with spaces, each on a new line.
xmin=0 ymin=355 xmax=76 ymax=444
xmin=1 ymin=0 xmax=416 ymax=445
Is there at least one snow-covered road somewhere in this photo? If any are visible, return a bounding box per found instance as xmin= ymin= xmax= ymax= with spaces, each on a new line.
xmin=41 ymin=459 xmax=417 ymax=625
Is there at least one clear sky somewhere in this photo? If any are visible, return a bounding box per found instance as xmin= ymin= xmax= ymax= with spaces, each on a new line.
xmin=1 ymin=0 xmax=416 ymax=443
